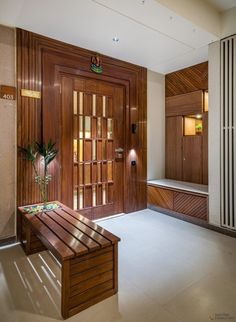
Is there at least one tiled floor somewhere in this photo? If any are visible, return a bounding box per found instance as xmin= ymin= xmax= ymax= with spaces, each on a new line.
xmin=1 ymin=209 xmax=236 ymax=322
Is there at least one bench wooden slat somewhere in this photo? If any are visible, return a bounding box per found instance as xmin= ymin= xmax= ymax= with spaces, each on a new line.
xmin=70 ymin=251 xmax=113 ymax=275
xmin=70 ymin=245 xmax=113 ymax=265
xmin=59 ymin=205 xmax=121 ymax=243
xmin=70 ymin=271 xmax=113 ymax=297
xmin=46 ymin=211 xmax=100 ymax=252
xmin=71 ymin=261 xmax=114 ymax=286
xmin=54 ymin=209 xmax=111 ymax=248
xmin=69 ymin=280 xmax=113 ymax=309
xmin=36 ymin=212 xmax=88 ymax=256
xmin=29 ymin=216 xmax=75 ymax=260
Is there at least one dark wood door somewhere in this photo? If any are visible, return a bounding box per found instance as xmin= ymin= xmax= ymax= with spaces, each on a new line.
xmin=61 ymin=76 xmax=124 ymax=220
xmin=165 ymin=116 xmax=183 ymax=180
xmin=182 ymin=136 xmax=202 ymax=183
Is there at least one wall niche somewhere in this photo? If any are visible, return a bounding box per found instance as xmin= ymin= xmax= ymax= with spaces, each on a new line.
xmin=165 ymin=62 xmax=208 ymax=185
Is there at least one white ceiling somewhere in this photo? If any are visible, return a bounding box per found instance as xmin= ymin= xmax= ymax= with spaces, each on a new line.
xmin=205 ymin=0 xmax=236 ymax=12
xmin=0 ymin=0 xmax=219 ymax=74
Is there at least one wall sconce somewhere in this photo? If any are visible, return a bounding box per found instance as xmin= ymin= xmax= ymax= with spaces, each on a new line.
xmin=130 ymin=149 xmax=137 ymax=166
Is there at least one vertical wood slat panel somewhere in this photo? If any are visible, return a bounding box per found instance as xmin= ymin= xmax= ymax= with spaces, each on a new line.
xmin=221 ymin=35 xmax=236 ymax=230
xmin=17 ymin=30 xmax=42 ymax=206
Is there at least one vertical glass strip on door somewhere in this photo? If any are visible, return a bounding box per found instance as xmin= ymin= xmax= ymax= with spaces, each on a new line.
xmin=73 ymin=91 xmax=114 ymax=211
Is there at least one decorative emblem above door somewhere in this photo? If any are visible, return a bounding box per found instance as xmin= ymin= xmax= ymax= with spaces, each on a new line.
xmin=91 ymin=54 xmax=103 ymax=74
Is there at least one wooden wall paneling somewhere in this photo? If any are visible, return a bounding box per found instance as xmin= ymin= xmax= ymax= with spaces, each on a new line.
xmin=127 ymin=67 xmax=147 ymax=212
xmin=173 ymin=192 xmax=208 ymax=220
xmin=42 ymin=53 xmax=62 ymax=203
xmin=17 ymin=30 xmax=42 ymax=206
xmin=147 ymin=186 xmax=173 ymax=210
xmin=17 ymin=29 xmax=147 ymax=215
xmin=112 ymin=86 xmax=126 ymax=214
xmin=165 ymin=116 xmax=183 ymax=180
xmin=165 ymin=62 xmax=208 ymax=97
xmin=182 ymin=136 xmax=202 ymax=184
xmin=61 ymin=76 xmax=73 ymax=208
xmin=166 ymin=90 xmax=204 ymax=117
xmin=202 ymin=112 xmax=208 ymax=184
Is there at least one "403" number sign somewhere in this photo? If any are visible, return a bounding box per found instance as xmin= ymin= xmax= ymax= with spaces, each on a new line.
xmin=0 ymin=85 xmax=16 ymax=100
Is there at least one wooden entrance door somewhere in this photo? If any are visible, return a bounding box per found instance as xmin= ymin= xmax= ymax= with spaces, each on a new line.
xmin=61 ymin=76 xmax=124 ymax=220
xmin=182 ymin=135 xmax=203 ymax=184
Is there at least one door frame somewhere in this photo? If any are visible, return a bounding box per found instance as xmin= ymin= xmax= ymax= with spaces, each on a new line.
xmin=17 ymin=29 xmax=147 ymax=213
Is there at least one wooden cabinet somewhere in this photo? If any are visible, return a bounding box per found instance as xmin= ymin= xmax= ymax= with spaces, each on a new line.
xmin=174 ymin=191 xmax=207 ymax=220
xmin=147 ymin=185 xmax=208 ymax=221
xmin=148 ymin=185 xmax=174 ymax=210
xmin=182 ymin=136 xmax=202 ymax=183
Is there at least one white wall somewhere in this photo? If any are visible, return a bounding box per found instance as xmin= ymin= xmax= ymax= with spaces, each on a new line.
xmin=208 ymin=7 xmax=236 ymax=227
xmin=221 ymin=7 xmax=236 ymax=38
xmin=147 ymin=70 xmax=165 ymax=180
xmin=208 ymin=40 xmax=221 ymax=227
xmin=0 ymin=25 xmax=16 ymax=240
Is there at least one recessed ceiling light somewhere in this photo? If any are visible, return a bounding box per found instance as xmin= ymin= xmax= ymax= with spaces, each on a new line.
xmin=196 ymin=114 xmax=202 ymax=119
xmin=112 ymin=37 xmax=119 ymax=43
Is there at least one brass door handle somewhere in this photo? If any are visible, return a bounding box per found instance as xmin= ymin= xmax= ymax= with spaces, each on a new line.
xmin=115 ymin=148 xmax=124 ymax=159
xmin=115 ymin=148 xmax=124 ymax=153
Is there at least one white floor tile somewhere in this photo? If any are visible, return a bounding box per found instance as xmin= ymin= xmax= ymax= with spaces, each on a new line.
xmin=0 ymin=209 xmax=236 ymax=322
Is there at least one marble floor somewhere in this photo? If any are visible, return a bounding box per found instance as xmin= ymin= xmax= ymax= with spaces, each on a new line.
xmin=1 ymin=209 xmax=236 ymax=322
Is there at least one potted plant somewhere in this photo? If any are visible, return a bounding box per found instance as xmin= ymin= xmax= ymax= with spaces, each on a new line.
xmin=19 ymin=140 xmax=59 ymax=213
xmin=195 ymin=123 xmax=202 ymax=135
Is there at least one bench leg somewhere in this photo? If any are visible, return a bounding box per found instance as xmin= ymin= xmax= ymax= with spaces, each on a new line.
xmin=61 ymin=260 xmax=70 ymax=319
xmin=19 ymin=216 xmax=46 ymax=255
xmin=113 ymin=243 xmax=118 ymax=293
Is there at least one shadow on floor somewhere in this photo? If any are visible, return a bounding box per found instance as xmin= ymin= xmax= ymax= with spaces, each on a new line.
xmin=0 ymin=244 xmax=121 ymax=322
xmin=0 ymin=244 xmax=62 ymax=320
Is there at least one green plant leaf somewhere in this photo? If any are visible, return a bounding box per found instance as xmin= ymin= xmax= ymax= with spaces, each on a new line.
xmin=35 ymin=140 xmax=58 ymax=167
xmin=18 ymin=144 xmax=37 ymax=162
xmin=19 ymin=139 xmax=58 ymax=204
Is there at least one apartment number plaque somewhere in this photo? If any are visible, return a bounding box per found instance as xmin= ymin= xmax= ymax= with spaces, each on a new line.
xmin=0 ymin=85 xmax=16 ymax=100
xmin=21 ymin=89 xmax=41 ymax=99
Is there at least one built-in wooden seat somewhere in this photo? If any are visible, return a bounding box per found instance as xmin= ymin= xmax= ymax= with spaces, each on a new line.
xmin=147 ymin=179 xmax=208 ymax=221
xmin=18 ymin=201 xmax=120 ymax=319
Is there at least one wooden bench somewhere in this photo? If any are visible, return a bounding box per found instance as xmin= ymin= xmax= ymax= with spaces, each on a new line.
xmin=17 ymin=201 xmax=120 ymax=319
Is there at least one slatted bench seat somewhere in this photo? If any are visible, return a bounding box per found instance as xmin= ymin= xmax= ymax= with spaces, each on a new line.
xmin=17 ymin=201 xmax=120 ymax=319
